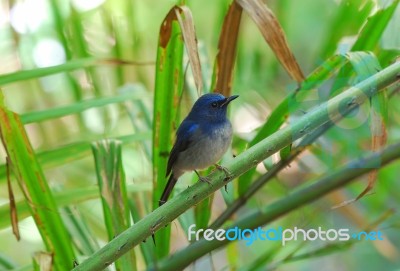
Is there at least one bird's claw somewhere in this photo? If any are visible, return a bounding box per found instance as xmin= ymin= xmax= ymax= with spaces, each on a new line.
xmin=199 ymin=176 xmax=212 ymax=185
xmin=214 ymin=164 xmax=233 ymax=181
xmin=194 ymin=170 xmax=212 ymax=185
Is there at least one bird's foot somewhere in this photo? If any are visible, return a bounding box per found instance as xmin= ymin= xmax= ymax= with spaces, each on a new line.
xmin=195 ymin=170 xmax=212 ymax=185
xmin=214 ymin=164 xmax=233 ymax=182
xmin=199 ymin=176 xmax=212 ymax=185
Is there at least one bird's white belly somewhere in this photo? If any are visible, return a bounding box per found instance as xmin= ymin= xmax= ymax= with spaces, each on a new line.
xmin=175 ymin=123 xmax=232 ymax=171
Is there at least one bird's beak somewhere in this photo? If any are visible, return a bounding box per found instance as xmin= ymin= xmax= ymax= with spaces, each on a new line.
xmin=221 ymin=95 xmax=239 ymax=107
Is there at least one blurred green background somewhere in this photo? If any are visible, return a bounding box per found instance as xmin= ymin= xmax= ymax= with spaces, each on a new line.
xmin=0 ymin=0 xmax=399 ymax=270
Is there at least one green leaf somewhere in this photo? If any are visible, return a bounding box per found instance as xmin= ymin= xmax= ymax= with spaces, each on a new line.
xmin=152 ymin=6 xmax=185 ymax=259
xmin=20 ymin=91 xmax=147 ymax=124
xmin=61 ymin=206 xmax=101 ymax=256
xmin=318 ymin=0 xmax=374 ymax=58
xmin=92 ymin=139 xmax=137 ymax=271
xmin=352 ymin=0 xmax=400 ymax=51
xmin=0 ymin=93 xmax=75 ymax=270
xmin=0 ymin=58 xmax=98 ymax=86
xmin=0 ymin=57 xmax=148 ymax=86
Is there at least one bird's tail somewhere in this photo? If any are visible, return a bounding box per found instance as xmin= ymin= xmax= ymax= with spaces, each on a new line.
xmin=159 ymin=174 xmax=178 ymax=206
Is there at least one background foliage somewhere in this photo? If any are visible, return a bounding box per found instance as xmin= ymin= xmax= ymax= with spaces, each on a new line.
xmin=0 ymin=0 xmax=399 ymax=270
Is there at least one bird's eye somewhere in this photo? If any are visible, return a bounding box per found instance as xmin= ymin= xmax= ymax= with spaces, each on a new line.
xmin=211 ymin=102 xmax=218 ymax=108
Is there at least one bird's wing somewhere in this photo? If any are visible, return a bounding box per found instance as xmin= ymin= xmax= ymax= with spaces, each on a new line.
xmin=166 ymin=120 xmax=199 ymax=177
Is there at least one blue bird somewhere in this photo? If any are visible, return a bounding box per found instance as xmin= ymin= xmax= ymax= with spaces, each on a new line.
xmin=159 ymin=93 xmax=238 ymax=206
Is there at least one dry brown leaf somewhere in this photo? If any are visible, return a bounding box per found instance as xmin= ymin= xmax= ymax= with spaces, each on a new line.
xmin=237 ymin=0 xmax=304 ymax=83
xmin=212 ymin=1 xmax=243 ymax=96
xmin=175 ymin=7 xmax=203 ymax=94
xmin=357 ymin=92 xmax=388 ymax=200
xmin=329 ymin=191 xmax=367 ymax=224
xmin=6 ymin=157 xmax=20 ymax=241
xmin=159 ymin=8 xmax=178 ymax=49
xmin=158 ymin=6 xmax=203 ymax=93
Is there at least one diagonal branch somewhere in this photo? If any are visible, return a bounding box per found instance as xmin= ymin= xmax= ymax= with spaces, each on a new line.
xmin=73 ymin=61 xmax=400 ymax=271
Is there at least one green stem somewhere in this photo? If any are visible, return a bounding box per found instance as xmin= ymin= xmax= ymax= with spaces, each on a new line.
xmin=73 ymin=61 xmax=400 ymax=271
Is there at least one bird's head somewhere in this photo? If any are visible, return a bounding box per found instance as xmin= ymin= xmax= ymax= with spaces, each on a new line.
xmin=187 ymin=93 xmax=239 ymax=122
